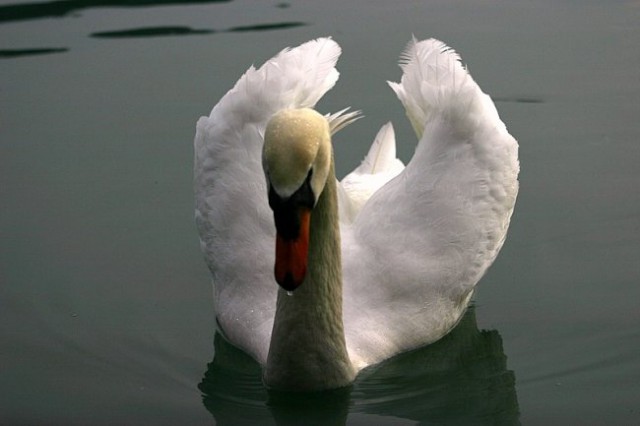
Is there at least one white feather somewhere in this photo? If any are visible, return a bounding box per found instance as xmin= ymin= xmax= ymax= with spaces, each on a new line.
xmin=194 ymin=38 xmax=346 ymax=364
xmin=340 ymin=122 xmax=404 ymax=221
xmin=194 ymin=37 xmax=519 ymax=374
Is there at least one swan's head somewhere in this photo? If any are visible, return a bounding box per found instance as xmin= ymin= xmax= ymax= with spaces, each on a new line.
xmin=263 ymin=108 xmax=331 ymax=292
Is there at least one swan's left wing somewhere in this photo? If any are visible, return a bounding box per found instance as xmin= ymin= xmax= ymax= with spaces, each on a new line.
xmin=342 ymin=39 xmax=519 ymax=369
xmin=194 ymin=38 xmax=344 ymax=364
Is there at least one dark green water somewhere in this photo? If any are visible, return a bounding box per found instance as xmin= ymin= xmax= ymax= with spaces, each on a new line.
xmin=2 ymin=0 xmax=639 ymax=424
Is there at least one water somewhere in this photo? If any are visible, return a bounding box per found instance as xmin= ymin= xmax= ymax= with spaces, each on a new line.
xmin=200 ymin=306 xmax=518 ymax=425
xmin=2 ymin=0 xmax=639 ymax=424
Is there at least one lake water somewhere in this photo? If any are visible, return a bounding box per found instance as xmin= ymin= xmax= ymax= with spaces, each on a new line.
xmin=2 ymin=0 xmax=639 ymax=424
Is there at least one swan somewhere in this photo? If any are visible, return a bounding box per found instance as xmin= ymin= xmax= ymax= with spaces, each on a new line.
xmin=194 ymin=37 xmax=519 ymax=391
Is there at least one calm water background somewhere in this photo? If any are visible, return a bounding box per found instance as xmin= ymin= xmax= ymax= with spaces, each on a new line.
xmin=2 ymin=0 xmax=639 ymax=424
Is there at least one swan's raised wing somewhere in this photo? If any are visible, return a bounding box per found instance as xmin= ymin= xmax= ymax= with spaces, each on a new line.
xmin=194 ymin=38 xmax=343 ymax=364
xmin=343 ymin=38 xmax=519 ymax=369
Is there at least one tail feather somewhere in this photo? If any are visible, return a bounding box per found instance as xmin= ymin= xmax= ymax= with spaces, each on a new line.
xmin=356 ymin=122 xmax=401 ymax=175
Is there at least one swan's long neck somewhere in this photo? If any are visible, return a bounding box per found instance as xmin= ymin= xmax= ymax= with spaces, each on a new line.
xmin=264 ymin=158 xmax=355 ymax=391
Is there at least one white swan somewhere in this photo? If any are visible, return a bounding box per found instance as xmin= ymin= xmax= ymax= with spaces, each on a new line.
xmin=194 ymin=37 xmax=519 ymax=391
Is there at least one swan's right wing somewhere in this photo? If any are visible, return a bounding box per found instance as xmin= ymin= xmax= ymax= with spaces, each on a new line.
xmin=343 ymin=39 xmax=519 ymax=369
xmin=194 ymin=38 xmax=343 ymax=365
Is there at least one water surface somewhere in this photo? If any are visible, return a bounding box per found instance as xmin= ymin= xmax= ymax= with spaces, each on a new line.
xmin=2 ymin=0 xmax=639 ymax=424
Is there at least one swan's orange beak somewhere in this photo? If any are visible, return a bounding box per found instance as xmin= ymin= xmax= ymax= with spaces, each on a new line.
xmin=274 ymin=208 xmax=311 ymax=292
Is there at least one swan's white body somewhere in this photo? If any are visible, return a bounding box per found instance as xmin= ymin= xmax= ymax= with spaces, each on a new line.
xmin=194 ymin=37 xmax=519 ymax=390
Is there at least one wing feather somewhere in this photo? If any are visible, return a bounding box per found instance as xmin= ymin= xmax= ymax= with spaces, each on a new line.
xmin=343 ymin=39 xmax=519 ymax=367
xmin=194 ymin=38 xmax=343 ymax=364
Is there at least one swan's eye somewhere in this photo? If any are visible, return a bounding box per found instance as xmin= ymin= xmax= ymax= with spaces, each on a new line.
xmin=268 ymin=169 xmax=315 ymax=212
xmin=293 ymin=169 xmax=315 ymax=209
xmin=268 ymin=170 xmax=314 ymax=241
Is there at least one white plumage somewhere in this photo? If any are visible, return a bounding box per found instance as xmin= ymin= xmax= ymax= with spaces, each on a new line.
xmin=194 ymin=37 xmax=519 ymax=388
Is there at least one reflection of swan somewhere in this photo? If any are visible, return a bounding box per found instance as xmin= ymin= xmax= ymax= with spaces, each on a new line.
xmin=199 ymin=307 xmax=520 ymax=425
xmin=194 ymin=37 xmax=519 ymax=390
